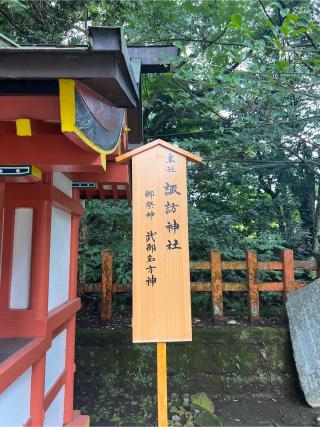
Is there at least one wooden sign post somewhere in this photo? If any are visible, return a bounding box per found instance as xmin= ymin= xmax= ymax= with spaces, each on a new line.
xmin=116 ymin=139 xmax=202 ymax=426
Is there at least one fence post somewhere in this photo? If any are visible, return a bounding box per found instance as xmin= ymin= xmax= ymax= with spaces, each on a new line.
xmin=101 ymin=249 xmax=113 ymax=321
xmin=211 ymin=250 xmax=223 ymax=324
xmin=282 ymin=249 xmax=295 ymax=302
xmin=247 ymin=251 xmax=259 ymax=323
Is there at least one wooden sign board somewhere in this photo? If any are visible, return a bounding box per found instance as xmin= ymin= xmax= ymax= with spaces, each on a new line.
xmin=117 ymin=139 xmax=202 ymax=343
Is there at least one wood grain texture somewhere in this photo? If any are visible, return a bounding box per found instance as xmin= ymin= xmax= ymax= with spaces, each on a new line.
xmin=258 ymin=261 xmax=283 ymax=270
xmin=101 ymin=250 xmax=112 ymax=320
xmin=283 ymin=249 xmax=295 ymax=298
xmin=79 ymin=248 xmax=317 ymax=323
xmin=247 ymin=251 xmax=259 ymax=322
xmin=221 ymin=261 xmax=246 ymax=270
xmin=212 ymin=250 xmax=223 ymax=321
xmin=157 ymin=342 xmax=168 ymax=427
xmin=132 ymin=145 xmax=192 ymax=343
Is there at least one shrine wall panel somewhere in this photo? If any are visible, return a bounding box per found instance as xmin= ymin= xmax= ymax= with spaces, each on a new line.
xmin=48 ymin=207 xmax=71 ymax=311
xmin=44 ymin=385 xmax=65 ymax=427
xmin=0 ymin=184 xmax=4 ymax=281
xmin=0 ymin=367 xmax=31 ymax=426
xmin=10 ymin=208 xmax=33 ymax=309
xmin=53 ymin=172 xmax=72 ymax=197
xmin=45 ymin=329 xmax=66 ymax=393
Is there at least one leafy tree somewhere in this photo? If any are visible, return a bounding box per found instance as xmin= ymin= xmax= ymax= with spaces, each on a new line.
xmin=79 ymin=200 xmax=132 ymax=284
xmin=1 ymin=0 xmax=320 ymax=278
xmin=134 ymin=0 xmax=320 ymax=261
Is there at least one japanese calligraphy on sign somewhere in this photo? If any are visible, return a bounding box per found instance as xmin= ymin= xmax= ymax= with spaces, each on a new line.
xmin=116 ymin=139 xmax=202 ymax=343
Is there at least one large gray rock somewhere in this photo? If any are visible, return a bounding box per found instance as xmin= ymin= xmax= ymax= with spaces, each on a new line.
xmin=287 ymin=279 xmax=320 ymax=407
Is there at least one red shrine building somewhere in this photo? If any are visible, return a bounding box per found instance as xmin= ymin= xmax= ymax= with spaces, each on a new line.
xmin=0 ymin=27 xmax=177 ymax=426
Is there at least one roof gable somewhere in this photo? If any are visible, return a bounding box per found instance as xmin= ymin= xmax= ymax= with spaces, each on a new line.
xmin=116 ymin=139 xmax=202 ymax=163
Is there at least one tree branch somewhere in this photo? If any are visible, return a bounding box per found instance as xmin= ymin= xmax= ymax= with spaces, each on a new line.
xmin=258 ymin=0 xmax=275 ymax=26
xmin=172 ymin=78 xmax=227 ymax=122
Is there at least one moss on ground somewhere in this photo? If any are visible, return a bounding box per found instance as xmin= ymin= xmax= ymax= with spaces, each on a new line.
xmin=75 ymin=327 xmax=297 ymax=426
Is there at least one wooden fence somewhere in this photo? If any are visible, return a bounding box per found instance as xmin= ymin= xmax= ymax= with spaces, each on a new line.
xmin=78 ymin=249 xmax=319 ymax=323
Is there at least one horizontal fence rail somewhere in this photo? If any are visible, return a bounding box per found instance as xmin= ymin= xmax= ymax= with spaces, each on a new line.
xmin=78 ymin=249 xmax=319 ymax=323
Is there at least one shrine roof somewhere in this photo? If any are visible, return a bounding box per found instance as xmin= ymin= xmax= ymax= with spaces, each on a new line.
xmin=0 ymin=27 xmax=178 ymax=109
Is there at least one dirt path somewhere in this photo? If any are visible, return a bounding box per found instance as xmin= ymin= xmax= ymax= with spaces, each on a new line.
xmin=216 ymin=388 xmax=318 ymax=426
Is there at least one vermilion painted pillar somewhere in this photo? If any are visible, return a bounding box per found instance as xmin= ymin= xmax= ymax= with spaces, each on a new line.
xmin=29 ymin=196 xmax=52 ymax=426
xmin=64 ymin=316 xmax=77 ymax=424
xmin=64 ymin=189 xmax=81 ymax=424
xmin=30 ymin=357 xmax=46 ymax=426
xmin=30 ymin=201 xmax=52 ymax=318
xmin=0 ymin=183 xmax=4 ymax=271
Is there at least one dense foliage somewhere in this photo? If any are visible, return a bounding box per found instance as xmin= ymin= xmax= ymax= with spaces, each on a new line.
xmin=2 ymin=0 xmax=320 ymax=287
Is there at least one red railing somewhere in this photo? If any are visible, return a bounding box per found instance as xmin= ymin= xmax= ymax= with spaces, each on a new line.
xmin=78 ymin=249 xmax=319 ymax=323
